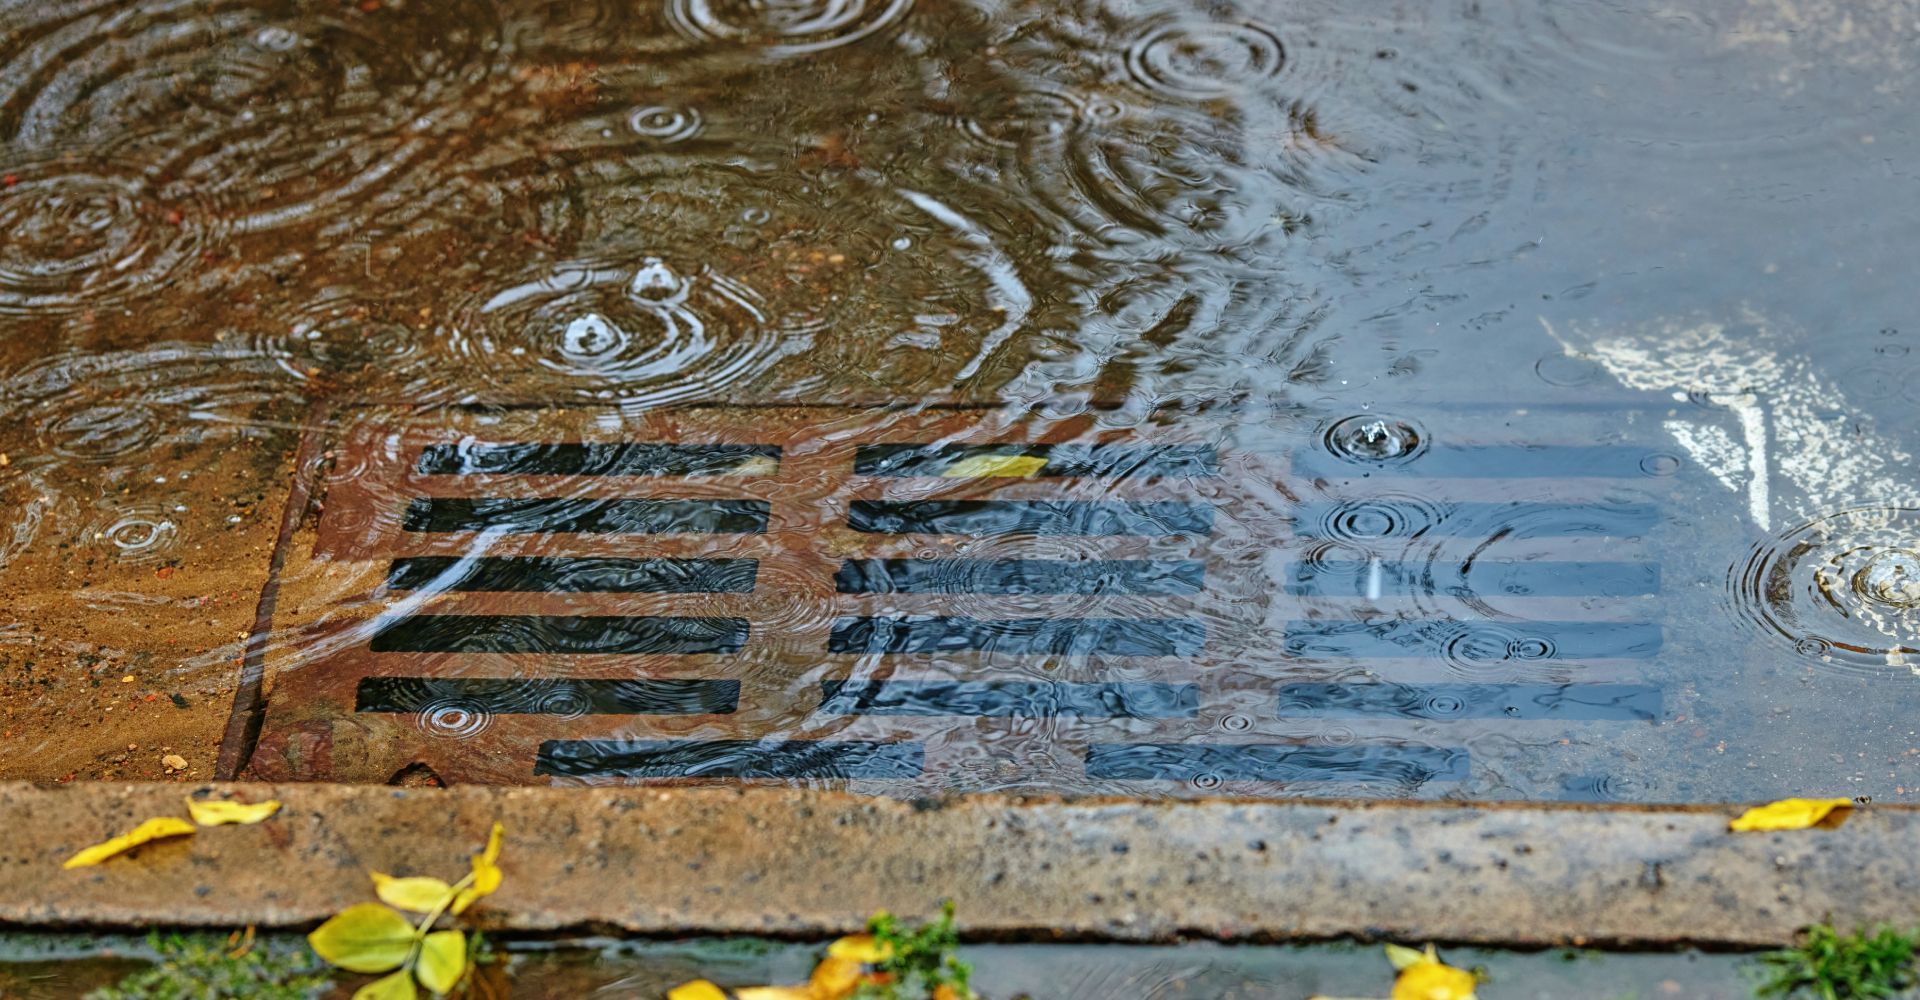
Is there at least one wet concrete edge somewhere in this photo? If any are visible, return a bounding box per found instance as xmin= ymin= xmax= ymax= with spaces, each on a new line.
xmin=1 ymin=782 xmax=1908 ymax=947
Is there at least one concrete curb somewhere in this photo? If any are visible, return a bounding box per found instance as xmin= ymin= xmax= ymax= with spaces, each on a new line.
xmin=0 ymin=782 xmax=1905 ymax=947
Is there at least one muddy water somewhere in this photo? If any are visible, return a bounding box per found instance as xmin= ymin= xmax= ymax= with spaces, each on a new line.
xmin=0 ymin=0 xmax=1916 ymax=800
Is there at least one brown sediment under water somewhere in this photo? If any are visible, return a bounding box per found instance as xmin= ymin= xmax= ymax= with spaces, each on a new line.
xmin=0 ymin=0 xmax=1916 ymax=802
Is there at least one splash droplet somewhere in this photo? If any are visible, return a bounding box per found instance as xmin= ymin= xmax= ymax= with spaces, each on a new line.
xmin=1325 ymin=414 xmax=1426 ymax=464
xmin=1856 ymin=548 xmax=1920 ymax=608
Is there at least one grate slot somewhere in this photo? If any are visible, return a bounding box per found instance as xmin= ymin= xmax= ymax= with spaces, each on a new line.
xmin=356 ymin=677 xmax=740 ymax=715
xmin=367 ymin=614 xmax=749 ymax=654
xmin=387 ymin=556 xmax=758 ymax=593
xmin=1293 ymin=501 xmax=1659 ymax=539
xmin=417 ymin=442 xmax=779 ymax=477
xmin=819 ymin=680 xmax=1199 ymax=718
xmin=855 ymin=443 xmax=1218 ymax=479
xmin=849 ymin=500 xmax=1213 ymax=536
xmin=1287 ymin=560 xmax=1658 ymax=598
xmin=402 ymin=498 xmax=770 ymax=534
xmin=1292 ymin=445 xmax=1661 ymax=479
xmin=1282 ymin=620 xmax=1663 ymax=660
xmin=834 ymin=558 xmax=1204 ymax=595
xmin=829 ymin=615 xmax=1205 ymax=656
xmin=534 ymin=739 xmax=925 ymax=778
xmin=1276 ymin=683 xmax=1662 ymax=721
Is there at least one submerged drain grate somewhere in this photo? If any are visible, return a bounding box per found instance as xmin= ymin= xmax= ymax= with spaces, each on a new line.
xmin=232 ymin=403 xmax=1701 ymax=796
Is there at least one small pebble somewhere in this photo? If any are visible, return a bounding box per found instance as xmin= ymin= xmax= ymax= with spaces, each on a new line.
xmin=162 ymin=754 xmax=188 ymax=771
xmin=120 ymin=675 xmax=135 ymax=684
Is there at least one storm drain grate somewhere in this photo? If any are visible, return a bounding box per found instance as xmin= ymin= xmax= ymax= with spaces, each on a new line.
xmin=232 ymin=403 xmax=1700 ymax=797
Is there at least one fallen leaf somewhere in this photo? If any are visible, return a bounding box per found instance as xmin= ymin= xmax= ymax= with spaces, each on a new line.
xmin=1384 ymin=943 xmax=1429 ymax=971
xmin=668 ymin=983 xmax=729 ymax=1000
xmin=1385 ymin=945 xmax=1477 ymax=1000
xmin=731 ymin=454 xmax=782 ymax=476
xmin=808 ymin=956 xmax=862 ymax=998
xmin=371 ymin=872 xmax=457 ymax=914
xmin=354 ymin=968 xmax=418 ymax=1000
xmin=308 ymin=903 xmax=418 ymax=974
xmin=62 ymin=816 xmax=197 ymax=868
xmin=451 ymin=821 xmax=504 ymax=914
xmin=826 ymin=934 xmax=894 ymax=963
xmin=941 ymin=454 xmax=1049 ymax=478
xmin=734 ymin=988 xmax=812 ymax=1000
xmin=1729 ymin=797 xmax=1854 ymax=832
xmin=186 ymin=798 xmax=280 ymax=826
xmin=1393 ymin=961 xmax=1478 ymax=1000
xmin=415 ymin=928 xmax=466 ymax=994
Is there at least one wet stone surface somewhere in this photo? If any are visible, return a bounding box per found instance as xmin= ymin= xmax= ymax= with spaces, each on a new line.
xmin=0 ymin=0 xmax=1916 ymax=800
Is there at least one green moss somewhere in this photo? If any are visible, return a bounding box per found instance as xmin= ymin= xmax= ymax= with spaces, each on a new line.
xmin=86 ymin=932 xmax=332 ymax=1000
xmin=852 ymin=901 xmax=974 ymax=1000
xmin=1756 ymin=924 xmax=1920 ymax=1000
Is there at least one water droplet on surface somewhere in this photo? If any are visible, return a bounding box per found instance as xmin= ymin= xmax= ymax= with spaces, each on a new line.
xmin=560 ymin=313 xmax=629 ymax=361
xmin=1325 ymin=414 xmax=1425 ymax=463
xmin=251 ymin=26 xmax=302 ymax=51
xmin=419 ymin=701 xmax=491 ymax=739
xmin=1639 ymin=453 xmax=1683 ymax=477
xmin=628 ymin=257 xmax=688 ymax=304
xmin=1733 ymin=508 xmax=1920 ymax=674
xmin=0 ymin=162 xmax=211 ymax=316
xmin=664 ymin=0 xmax=915 ymax=55
xmin=1856 ymin=549 xmax=1920 ymax=608
xmin=1534 ymin=351 xmax=1606 ymax=386
xmin=1124 ymin=20 xmax=1286 ymax=100
xmin=627 ymin=105 xmax=702 ymax=142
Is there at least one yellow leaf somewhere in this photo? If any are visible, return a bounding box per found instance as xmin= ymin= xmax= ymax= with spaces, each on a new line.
xmin=668 ymin=982 xmax=730 ymax=1000
xmin=730 ymin=454 xmax=782 ymax=477
xmin=415 ymin=929 xmax=466 ymax=995
xmin=808 ymin=956 xmax=862 ymax=999
xmin=1384 ymin=943 xmax=1432 ymax=971
xmin=1392 ymin=960 xmax=1478 ymax=1000
xmin=61 ymin=816 xmax=197 ymax=869
xmin=451 ymin=822 xmax=505 ymax=915
xmin=308 ymin=903 xmax=418 ymax=974
xmin=185 ymin=798 xmax=281 ymax=827
xmin=371 ymin=872 xmax=457 ymax=914
xmin=1729 ymin=797 xmax=1855 ymax=832
xmin=941 ymin=454 xmax=1048 ymax=478
xmin=826 ymin=934 xmax=894 ymax=964
xmin=354 ymin=968 xmax=419 ymax=1000
xmin=734 ymin=987 xmax=813 ymax=1000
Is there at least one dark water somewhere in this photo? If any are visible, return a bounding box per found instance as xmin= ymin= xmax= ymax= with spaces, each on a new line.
xmin=0 ymin=0 xmax=1917 ymax=801
xmin=0 ymin=934 xmax=1758 ymax=999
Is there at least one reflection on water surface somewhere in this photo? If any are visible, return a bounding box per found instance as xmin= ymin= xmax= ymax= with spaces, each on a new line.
xmin=0 ymin=0 xmax=1916 ymax=801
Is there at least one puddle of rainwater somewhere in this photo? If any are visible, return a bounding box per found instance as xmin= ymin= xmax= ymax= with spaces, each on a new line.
xmin=0 ymin=0 xmax=1916 ymax=802
xmin=0 ymin=934 xmax=1757 ymax=999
